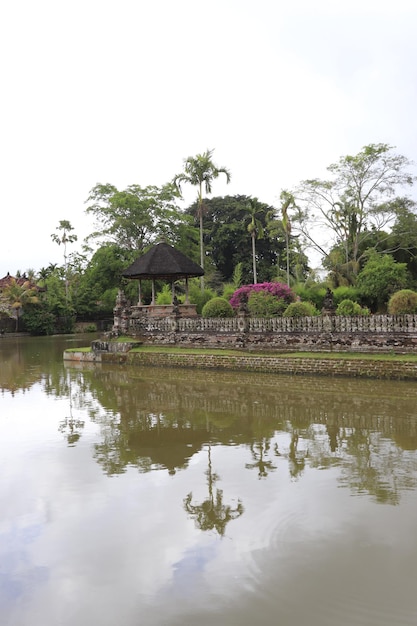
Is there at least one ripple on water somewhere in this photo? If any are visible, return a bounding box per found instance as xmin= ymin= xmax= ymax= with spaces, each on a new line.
xmin=229 ymin=464 xmax=417 ymax=626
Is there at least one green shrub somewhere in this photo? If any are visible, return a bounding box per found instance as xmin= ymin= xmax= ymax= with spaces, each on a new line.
xmin=202 ymin=297 xmax=234 ymax=318
xmin=293 ymin=284 xmax=327 ymax=310
xmin=336 ymin=299 xmax=362 ymax=316
xmin=22 ymin=303 xmax=55 ymax=335
xmin=248 ymin=291 xmax=287 ymax=317
xmin=84 ymin=323 xmax=97 ymax=333
xmin=156 ymin=284 xmax=173 ymax=305
xmin=387 ymin=289 xmax=417 ymax=314
xmin=332 ymin=286 xmax=360 ymax=307
xmin=222 ymin=283 xmax=236 ymax=301
xmin=283 ymin=301 xmax=319 ymax=317
xmin=189 ymin=283 xmax=216 ymax=314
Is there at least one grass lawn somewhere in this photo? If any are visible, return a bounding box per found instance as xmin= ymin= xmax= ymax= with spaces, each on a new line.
xmin=128 ymin=347 xmax=417 ymax=361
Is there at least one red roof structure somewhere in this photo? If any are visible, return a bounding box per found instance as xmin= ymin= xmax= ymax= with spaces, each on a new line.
xmin=0 ymin=273 xmax=43 ymax=292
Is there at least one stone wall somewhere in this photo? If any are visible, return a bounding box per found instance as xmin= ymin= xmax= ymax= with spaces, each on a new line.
xmin=114 ymin=313 xmax=417 ymax=354
xmin=64 ymin=349 xmax=417 ymax=380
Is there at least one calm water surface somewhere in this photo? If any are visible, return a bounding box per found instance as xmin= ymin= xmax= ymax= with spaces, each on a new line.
xmin=1 ymin=335 xmax=417 ymax=626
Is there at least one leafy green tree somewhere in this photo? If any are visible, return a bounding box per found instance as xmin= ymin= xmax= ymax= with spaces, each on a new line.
xmin=356 ymin=251 xmax=409 ymax=312
xmin=43 ymin=275 xmax=73 ymax=317
xmin=295 ymin=143 xmax=415 ymax=269
xmin=85 ymin=182 xmax=191 ymax=255
xmin=22 ymin=302 xmax=55 ymax=335
xmin=73 ymin=244 xmax=134 ymax=316
xmin=173 ymin=149 xmax=231 ymax=289
xmin=192 ymin=195 xmax=294 ymax=284
xmin=387 ymin=198 xmax=417 ymax=284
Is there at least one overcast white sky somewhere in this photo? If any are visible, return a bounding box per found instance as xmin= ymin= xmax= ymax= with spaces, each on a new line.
xmin=1 ymin=0 xmax=417 ymax=276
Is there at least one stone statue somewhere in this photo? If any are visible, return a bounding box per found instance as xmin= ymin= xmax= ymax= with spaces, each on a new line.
xmin=172 ymin=295 xmax=180 ymax=314
xmin=322 ymin=288 xmax=335 ymax=314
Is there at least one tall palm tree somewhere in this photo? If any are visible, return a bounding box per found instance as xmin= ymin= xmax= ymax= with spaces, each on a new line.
xmin=246 ymin=198 xmax=264 ymax=284
xmin=279 ymin=190 xmax=296 ymax=286
xmin=51 ymin=220 xmax=77 ymax=302
xmin=37 ymin=267 xmax=50 ymax=289
xmin=173 ymin=149 xmax=231 ymax=289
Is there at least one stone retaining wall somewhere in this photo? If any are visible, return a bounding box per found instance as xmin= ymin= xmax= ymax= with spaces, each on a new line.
xmin=114 ymin=313 xmax=417 ymax=354
xmin=64 ymin=349 xmax=417 ymax=380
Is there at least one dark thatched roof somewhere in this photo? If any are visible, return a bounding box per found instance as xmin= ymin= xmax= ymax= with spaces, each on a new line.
xmin=122 ymin=242 xmax=204 ymax=280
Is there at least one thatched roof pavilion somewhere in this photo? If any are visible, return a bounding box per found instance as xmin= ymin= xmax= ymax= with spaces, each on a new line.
xmin=122 ymin=242 xmax=204 ymax=312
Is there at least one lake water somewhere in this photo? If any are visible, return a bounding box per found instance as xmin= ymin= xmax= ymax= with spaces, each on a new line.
xmin=1 ymin=335 xmax=417 ymax=626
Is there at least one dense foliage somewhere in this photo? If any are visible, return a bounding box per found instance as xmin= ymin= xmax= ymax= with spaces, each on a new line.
xmin=186 ymin=195 xmax=309 ymax=284
xmin=356 ymin=252 xmax=409 ymax=312
xmin=2 ymin=144 xmax=417 ymax=334
xmin=295 ymin=143 xmax=415 ymax=270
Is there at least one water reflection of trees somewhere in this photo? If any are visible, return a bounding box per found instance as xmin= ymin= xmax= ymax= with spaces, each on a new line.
xmin=245 ymin=439 xmax=278 ymax=478
xmin=0 ymin=338 xmax=41 ymax=394
xmin=63 ymin=364 xmax=417 ymax=504
xmin=0 ymin=335 xmax=96 ymax=395
xmin=184 ymin=445 xmax=244 ymax=536
xmin=58 ymin=375 xmax=85 ymax=446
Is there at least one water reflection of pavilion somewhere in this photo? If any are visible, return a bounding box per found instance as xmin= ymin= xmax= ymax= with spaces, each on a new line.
xmin=99 ymin=418 xmax=212 ymax=475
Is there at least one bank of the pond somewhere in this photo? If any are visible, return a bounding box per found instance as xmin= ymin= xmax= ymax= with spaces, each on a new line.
xmin=64 ymin=346 xmax=417 ymax=380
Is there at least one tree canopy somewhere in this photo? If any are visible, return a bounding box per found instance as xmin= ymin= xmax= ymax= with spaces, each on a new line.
xmin=295 ymin=143 xmax=416 ymax=268
xmin=85 ymin=182 xmax=196 ymax=256
xmin=356 ymin=251 xmax=409 ymax=312
xmin=189 ymin=194 xmax=308 ymax=285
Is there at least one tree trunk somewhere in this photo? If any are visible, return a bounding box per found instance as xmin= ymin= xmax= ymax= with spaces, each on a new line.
xmin=252 ymin=233 xmax=257 ymax=284
xmin=199 ymin=211 xmax=204 ymax=291
xmin=199 ymin=183 xmax=205 ymax=291
xmin=285 ymin=231 xmax=290 ymax=286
